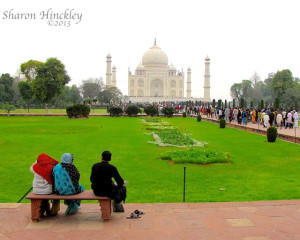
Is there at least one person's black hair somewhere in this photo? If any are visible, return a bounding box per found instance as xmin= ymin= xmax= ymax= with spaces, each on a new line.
xmin=102 ymin=151 xmax=112 ymax=161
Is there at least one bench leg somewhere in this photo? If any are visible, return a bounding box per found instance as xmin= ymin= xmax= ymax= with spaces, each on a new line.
xmin=31 ymin=199 xmax=42 ymax=222
xmin=98 ymin=199 xmax=111 ymax=220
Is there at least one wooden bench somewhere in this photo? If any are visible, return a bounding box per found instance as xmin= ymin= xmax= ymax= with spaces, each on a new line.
xmin=26 ymin=190 xmax=111 ymax=221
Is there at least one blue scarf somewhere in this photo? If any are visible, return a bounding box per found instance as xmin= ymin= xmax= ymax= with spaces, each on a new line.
xmin=53 ymin=153 xmax=84 ymax=214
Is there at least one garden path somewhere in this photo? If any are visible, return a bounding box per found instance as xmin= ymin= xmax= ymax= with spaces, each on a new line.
xmin=1 ymin=201 xmax=300 ymax=240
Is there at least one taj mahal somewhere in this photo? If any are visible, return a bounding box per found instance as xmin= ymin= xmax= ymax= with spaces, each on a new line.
xmin=105 ymin=40 xmax=211 ymax=103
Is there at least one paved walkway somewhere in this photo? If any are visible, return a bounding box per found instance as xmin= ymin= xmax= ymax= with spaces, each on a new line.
xmin=1 ymin=201 xmax=300 ymax=240
xmin=198 ymin=115 xmax=300 ymax=144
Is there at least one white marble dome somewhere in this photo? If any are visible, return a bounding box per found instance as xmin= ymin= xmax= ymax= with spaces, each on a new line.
xmin=169 ymin=64 xmax=176 ymax=71
xmin=136 ymin=63 xmax=145 ymax=70
xmin=142 ymin=44 xmax=168 ymax=66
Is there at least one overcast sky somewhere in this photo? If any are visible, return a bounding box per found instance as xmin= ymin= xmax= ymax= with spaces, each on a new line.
xmin=1 ymin=0 xmax=299 ymax=101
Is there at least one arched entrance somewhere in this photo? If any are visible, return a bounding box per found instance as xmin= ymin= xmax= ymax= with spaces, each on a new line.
xmin=150 ymin=79 xmax=164 ymax=97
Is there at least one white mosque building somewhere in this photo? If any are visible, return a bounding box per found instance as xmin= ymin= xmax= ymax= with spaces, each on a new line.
xmin=105 ymin=40 xmax=211 ymax=103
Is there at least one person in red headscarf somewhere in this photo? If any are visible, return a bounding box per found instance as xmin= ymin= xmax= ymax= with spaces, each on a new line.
xmin=30 ymin=153 xmax=59 ymax=216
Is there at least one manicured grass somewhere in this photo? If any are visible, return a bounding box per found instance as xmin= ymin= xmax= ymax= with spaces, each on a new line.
xmin=0 ymin=108 xmax=108 ymax=114
xmin=0 ymin=116 xmax=299 ymax=203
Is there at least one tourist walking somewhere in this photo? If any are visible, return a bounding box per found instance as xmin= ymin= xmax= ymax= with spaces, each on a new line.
xmin=282 ymin=110 xmax=287 ymax=127
xmin=269 ymin=110 xmax=274 ymax=126
xmin=242 ymin=109 xmax=248 ymax=125
xmin=286 ymin=111 xmax=293 ymax=129
xmin=276 ymin=111 xmax=283 ymax=130
xmin=263 ymin=113 xmax=269 ymax=128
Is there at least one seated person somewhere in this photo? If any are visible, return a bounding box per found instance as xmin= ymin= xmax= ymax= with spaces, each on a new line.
xmin=53 ymin=153 xmax=84 ymax=215
xmin=30 ymin=153 xmax=59 ymax=216
xmin=90 ymin=151 xmax=127 ymax=212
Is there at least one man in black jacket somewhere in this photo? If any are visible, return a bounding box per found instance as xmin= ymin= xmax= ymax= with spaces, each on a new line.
xmin=90 ymin=151 xmax=126 ymax=212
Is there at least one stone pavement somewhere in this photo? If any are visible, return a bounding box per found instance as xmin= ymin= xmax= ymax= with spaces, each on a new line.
xmin=198 ymin=115 xmax=300 ymax=144
xmin=1 ymin=200 xmax=300 ymax=240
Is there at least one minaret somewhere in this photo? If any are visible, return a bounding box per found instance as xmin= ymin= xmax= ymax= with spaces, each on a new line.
xmin=186 ymin=67 xmax=191 ymax=98
xmin=204 ymin=56 xmax=211 ymax=101
xmin=106 ymin=53 xmax=112 ymax=87
xmin=112 ymin=65 xmax=116 ymax=87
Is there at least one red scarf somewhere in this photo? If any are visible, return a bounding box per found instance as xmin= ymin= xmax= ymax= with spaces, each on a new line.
xmin=33 ymin=153 xmax=59 ymax=184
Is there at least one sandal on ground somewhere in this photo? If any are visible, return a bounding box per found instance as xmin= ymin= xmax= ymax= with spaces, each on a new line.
xmin=126 ymin=212 xmax=141 ymax=219
xmin=134 ymin=209 xmax=145 ymax=215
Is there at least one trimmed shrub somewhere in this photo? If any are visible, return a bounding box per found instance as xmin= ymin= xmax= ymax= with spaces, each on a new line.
xmin=220 ymin=119 xmax=226 ymax=128
xmin=3 ymin=104 xmax=15 ymax=115
xmin=125 ymin=105 xmax=141 ymax=117
xmin=161 ymin=106 xmax=174 ymax=118
xmin=267 ymin=127 xmax=277 ymax=142
xmin=107 ymin=106 xmax=123 ymax=117
xmin=183 ymin=112 xmax=187 ymax=118
xmin=66 ymin=104 xmax=90 ymax=118
xmin=197 ymin=115 xmax=202 ymax=122
xmin=144 ymin=105 xmax=158 ymax=116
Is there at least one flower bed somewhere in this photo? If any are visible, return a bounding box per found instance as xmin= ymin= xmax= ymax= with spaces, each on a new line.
xmin=161 ymin=148 xmax=231 ymax=165
xmin=148 ymin=131 xmax=206 ymax=147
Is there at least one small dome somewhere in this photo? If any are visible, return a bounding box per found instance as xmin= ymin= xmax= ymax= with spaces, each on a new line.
xmin=142 ymin=44 xmax=168 ymax=66
xmin=106 ymin=53 xmax=111 ymax=58
xmin=169 ymin=64 xmax=176 ymax=71
xmin=136 ymin=63 xmax=145 ymax=70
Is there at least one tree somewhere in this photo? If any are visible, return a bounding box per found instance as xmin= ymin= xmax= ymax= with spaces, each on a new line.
xmin=32 ymin=58 xmax=70 ymax=112
xmin=240 ymin=98 xmax=245 ymax=108
xmin=2 ymin=104 xmax=15 ymax=115
xmin=274 ymin=98 xmax=280 ymax=110
xmin=250 ymin=71 xmax=261 ymax=87
xmin=217 ymin=99 xmax=222 ymax=108
xmin=271 ymin=69 xmax=294 ymax=99
xmin=80 ymin=78 xmax=104 ymax=99
xmin=53 ymin=85 xmax=82 ymax=107
xmin=18 ymin=81 xmax=33 ymax=113
xmin=233 ymin=99 xmax=236 ymax=108
xmin=99 ymin=86 xmax=123 ymax=104
xmin=12 ymin=70 xmax=24 ymax=105
xmin=230 ymin=80 xmax=252 ymax=102
xmin=0 ymin=73 xmax=15 ymax=103
xmin=230 ymin=83 xmax=243 ymax=102
xmin=20 ymin=60 xmax=43 ymax=82
xmin=251 ymin=81 xmax=264 ymax=103
xmin=68 ymin=85 xmax=82 ymax=105
xmin=281 ymin=86 xmax=300 ymax=110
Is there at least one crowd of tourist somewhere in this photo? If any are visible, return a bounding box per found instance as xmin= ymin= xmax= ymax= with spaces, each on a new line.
xmin=177 ymin=105 xmax=299 ymax=129
xmin=120 ymin=102 xmax=299 ymax=129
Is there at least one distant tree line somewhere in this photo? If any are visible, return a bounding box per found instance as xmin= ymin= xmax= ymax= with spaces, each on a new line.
xmin=230 ymin=70 xmax=300 ymax=110
xmin=0 ymin=58 xmax=124 ymax=113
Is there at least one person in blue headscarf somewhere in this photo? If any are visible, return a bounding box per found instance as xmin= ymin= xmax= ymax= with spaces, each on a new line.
xmin=53 ymin=153 xmax=84 ymax=215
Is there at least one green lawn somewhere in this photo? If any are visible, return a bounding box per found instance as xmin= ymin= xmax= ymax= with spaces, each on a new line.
xmin=0 ymin=116 xmax=299 ymax=203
